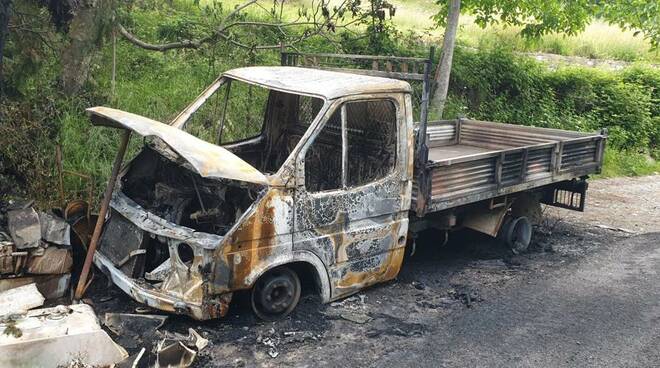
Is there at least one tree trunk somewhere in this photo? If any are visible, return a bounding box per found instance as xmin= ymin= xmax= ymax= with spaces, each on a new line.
xmin=60 ymin=0 xmax=112 ymax=96
xmin=0 ymin=0 xmax=11 ymax=95
xmin=430 ymin=0 xmax=460 ymax=118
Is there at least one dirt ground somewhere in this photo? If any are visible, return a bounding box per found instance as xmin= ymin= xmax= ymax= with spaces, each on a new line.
xmin=87 ymin=175 xmax=660 ymax=367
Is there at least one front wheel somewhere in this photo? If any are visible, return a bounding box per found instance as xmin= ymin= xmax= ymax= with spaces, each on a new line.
xmin=251 ymin=266 xmax=301 ymax=321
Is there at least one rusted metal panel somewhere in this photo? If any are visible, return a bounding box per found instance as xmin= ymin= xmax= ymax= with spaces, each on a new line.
xmin=98 ymin=209 xmax=147 ymax=278
xmin=38 ymin=212 xmax=71 ymax=246
xmin=224 ymin=67 xmax=411 ymax=100
xmin=526 ymin=147 xmax=553 ymax=179
xmin=25 ymin=247 xmax=73 ymax=275
xmin=425 ymin=167 xmax=600 ymax=213
xmin=289 ymin=93 xmax=412 ymax=301
xmin=86 ymin=106 xmax=269 ymax=185
xmin=426 ymin=120 xmax=457 ymax=148
xmin=414 ymin=118 xmax=606 ymax=215
xmin=431 ymin=157 xmax=497 ymax=199
xmin=7 ymin=208 xmax=41 ymax=249
xmin=559 ymin=139 xmax=599 ymax=170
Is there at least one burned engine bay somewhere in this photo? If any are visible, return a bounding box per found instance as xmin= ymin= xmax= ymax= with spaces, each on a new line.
xmin=97 ymin=143 xmax=265 ymax=289
xmin=121 ymin=145 xmax=261 ymax=237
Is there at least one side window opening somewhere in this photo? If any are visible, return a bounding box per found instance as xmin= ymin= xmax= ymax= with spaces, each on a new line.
xmin=264 ymin=93 xmax=324 ymax=172
xmin=304 ymin=108 xmax=342 ymax=192
xmin=297 ymin=95 xmax=324 ymax=128
xmin=304 ymin=99 xmax=397 ymax=193
xmin=346 ymin=100 xmax=397 ymax=187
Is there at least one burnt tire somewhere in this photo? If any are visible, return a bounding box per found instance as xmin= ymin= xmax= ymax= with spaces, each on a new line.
xmin=501 ymin=216 xmax=532 ymax=254
xmin=251 ymin=266 xmax=301 ymax=321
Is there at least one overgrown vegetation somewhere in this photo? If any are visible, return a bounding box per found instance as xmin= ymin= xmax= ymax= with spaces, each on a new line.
xmin=442 ymin=48 xmax=660 ymax=177
xmin=0 ymin=1 xmax=658 ymax=205
xmin=444 ymin=49 xmax=660 ymax=153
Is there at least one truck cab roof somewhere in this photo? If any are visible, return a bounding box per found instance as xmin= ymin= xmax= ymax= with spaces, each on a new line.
xmin=224 ymin=66 xmax=412 ymax=100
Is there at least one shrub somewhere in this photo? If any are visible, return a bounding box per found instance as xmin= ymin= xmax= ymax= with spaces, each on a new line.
xmin=446 ymin=48 xmax=658 ymax=158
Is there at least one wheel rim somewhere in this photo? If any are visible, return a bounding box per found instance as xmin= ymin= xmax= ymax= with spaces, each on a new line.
xmin=251 ymin=267 xmax=300 ymax=321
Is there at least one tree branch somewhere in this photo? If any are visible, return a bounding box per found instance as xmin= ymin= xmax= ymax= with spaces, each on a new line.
xmin=117 ymin=23 xmax=201 ymax=50
xmin=117 ymin=0 xmax=368 ymax=53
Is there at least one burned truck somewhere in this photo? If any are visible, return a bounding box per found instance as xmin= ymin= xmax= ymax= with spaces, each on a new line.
xmin=88 ymin=52 xmax=606 ymax=320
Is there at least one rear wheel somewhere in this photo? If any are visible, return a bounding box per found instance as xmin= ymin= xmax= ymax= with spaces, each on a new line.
xmin=501 ymin=216 xmax=532 ymax=254
xmin=251 ymin=266 xmax=301 ymax=321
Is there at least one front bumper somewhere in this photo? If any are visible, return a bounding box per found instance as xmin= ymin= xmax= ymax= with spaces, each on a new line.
xmin=94 ymin=248 xmax=230 ymax=320
xmin=93 ymin=192 xmax=232 ymax=320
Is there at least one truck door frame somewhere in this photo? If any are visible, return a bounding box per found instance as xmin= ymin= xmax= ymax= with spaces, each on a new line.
xmin=291 ymin=92 xmax=413 ymax=300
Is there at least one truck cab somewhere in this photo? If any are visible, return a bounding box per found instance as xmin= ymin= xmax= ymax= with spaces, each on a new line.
xmin=90 ymin=67 xmax=416 ymax=320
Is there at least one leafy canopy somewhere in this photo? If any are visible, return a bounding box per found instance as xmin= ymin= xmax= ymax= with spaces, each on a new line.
xmin=433 ymin=0 xmax=660 ymax=47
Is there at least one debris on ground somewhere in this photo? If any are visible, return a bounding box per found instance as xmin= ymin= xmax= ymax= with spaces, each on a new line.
xmin=280 ymin=330 xmax=321 ymax=344
xmin=116 ymin=347 xmax=146 ymax=368
xmin=0 ymin=304 xmax=128 ymax=368
xmin=1 ymin=201 xmax=74 ymax=300
xmin=469 ymin=259 xmax=508 ymax=270
xmin=0 ymin=273 xmax=71 ymax=299
xmin=339 ymin=311 xmax=373 ymax=324
xmin=364 ymin=313 xmax=427 ymax=338
xmin=329 ymin=294 xmax=367 ymax=310
xmin=39 ymin=211 xmax=71 ymax=246
xmin=415 ymin=296 xmax=456 ymax=310
xmin=0 ymin=283 xmax=44 ymax=317
xmin=104 ymin=313 xmax=168 ymax=349
xmin=155 ymin=328 xmax=209 ymax=367
xmin=7 ymin=207 xmax=41 ymax=249
xmin=411 ymin=280 xmax=426 ymax=290
xmin=595 ymin=224 xmax=636 ymax=234
xmin=256 ymin=328 xmax=280 ymax=358
xmin=449 ymin=286 xmax=483 ymax=308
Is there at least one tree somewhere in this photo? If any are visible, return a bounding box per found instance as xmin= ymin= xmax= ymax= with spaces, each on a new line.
xmin=117 ymin=0 xmax=368 ymax=53
xmin=1 ymin=0 xmax=371 ymax=97
xmin=60 ymin=0 xmax=113 ymax=96
xmin=431 ymin=0 xmax=660 ymax=118
xmin=0 ymin=0 xmax=11 ymax=95
xmin=430 ymin=0 xmax=458 ymax=118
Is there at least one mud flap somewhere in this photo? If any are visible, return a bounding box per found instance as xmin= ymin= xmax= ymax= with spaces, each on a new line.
xmin=462 ymin=206 xmax=509 ymax=237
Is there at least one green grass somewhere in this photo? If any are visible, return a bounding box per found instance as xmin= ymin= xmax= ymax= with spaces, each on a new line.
xmin=598 ymin=148 xmax=660 ymax=178
xmin=457 ymin=19 xmax=659 ymax=63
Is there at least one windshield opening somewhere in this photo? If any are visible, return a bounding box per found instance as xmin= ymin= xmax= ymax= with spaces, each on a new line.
xmin=179 ymin=78 xmax=324 ymax=174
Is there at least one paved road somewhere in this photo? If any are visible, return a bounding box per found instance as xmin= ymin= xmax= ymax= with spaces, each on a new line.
xmin=398 ymin=232 xmax=660 ymax=368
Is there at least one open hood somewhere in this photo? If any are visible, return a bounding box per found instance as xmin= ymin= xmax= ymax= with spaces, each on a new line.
xmin=87 ymin=106 xmax=269 ymax=186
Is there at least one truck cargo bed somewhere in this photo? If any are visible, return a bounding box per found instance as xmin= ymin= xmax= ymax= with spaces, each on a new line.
xmin=413 ymin=119 xmax=606 ymax=214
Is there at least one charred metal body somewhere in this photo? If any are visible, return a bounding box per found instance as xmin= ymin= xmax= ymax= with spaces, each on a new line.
xmin=88 ymin=58 xmax=605 ymax=320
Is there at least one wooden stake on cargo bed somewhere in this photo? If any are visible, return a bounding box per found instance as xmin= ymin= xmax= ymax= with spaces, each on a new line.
xmin=74 ymin=130 xmax=131 ymax=300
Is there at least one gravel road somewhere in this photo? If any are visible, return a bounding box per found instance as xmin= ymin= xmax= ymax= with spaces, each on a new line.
xmin=89 ymin=175 xmax=660 ymax=367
